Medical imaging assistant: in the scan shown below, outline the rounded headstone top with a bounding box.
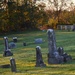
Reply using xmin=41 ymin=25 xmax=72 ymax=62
xmin=10 ymin=57 xmax=14 ymax=60
xmin=13 ymin=37 xmax=17 ymax=39
xmin=47 ymin=29 xmax=53 ymax=33
xmin=9 ymin=42 xmax=16 ymax=49
xmin=36 ymin=46 xmax=41 ymax=50
xmin=4 ymin=37 xmax=7 ymax=39
xmin=59 ymin=47 xmax=63 ymax=50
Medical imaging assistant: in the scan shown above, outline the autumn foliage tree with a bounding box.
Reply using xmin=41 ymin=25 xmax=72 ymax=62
xmin=0 ymin=0 xmax=75 ymax=33
xmin=0 ymin=0 xmax=47 ymax=33
xmin=46 ymin=0 xmax=75 ymax=28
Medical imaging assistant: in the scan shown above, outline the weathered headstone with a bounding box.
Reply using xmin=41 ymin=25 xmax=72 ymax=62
xmin=35 ymin=46 xmax=46 ymax=67
xmin=9 ymin=42 xmax=16 ymax=49
xmin=47 ymin=29 xmax=72 ymax=64
xmin=23 ymin=42 xmax=26 ymax=46
xmin=63 ymin=53 xmax=72 ymax=62
xmin=3 ymin=37 xmax=13 ymax=57
xmin=35 ymin=38 xmax=43 ymax=44
xmin=13 ymin=37 xmax=17 ymax=43
xmin=47 ymin=29 xmax=64 ymax=64
xmin=57 ymin=47 xmax=64 ymax=56
xmin=57 ymin=47 xmax=72 ymax=62
xmin=10 ymin=58 xmax=16 ymax=72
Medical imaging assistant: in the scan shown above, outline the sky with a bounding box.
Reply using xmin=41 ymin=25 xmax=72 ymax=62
xmin=72 ymin=0 xmax=75 ymax=3
xmin=36 ymin=0 xmax=75 ymax=5
xmin=36 ymin=0 xmax=75 ymax=10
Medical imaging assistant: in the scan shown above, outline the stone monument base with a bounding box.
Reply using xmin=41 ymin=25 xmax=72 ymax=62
xmin=48 ymin=57 xmax=64 ymax=64
xmin=3 ymin=51 xmax=13 ymax=57
xmin=48 ymin=53 xmax=64 ymax=64
xmin=48 ymin=53 xmax=72 ymax=64
xmin=63 ymin=53 xmax=72 ymax=62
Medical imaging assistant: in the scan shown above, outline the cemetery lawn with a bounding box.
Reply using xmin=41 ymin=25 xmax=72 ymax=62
xmin=0 ymin=30 xmax=75 ymax=75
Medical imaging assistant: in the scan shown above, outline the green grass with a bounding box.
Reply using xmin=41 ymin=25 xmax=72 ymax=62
xmin=0 ymin=30 xmax=75 ymax=75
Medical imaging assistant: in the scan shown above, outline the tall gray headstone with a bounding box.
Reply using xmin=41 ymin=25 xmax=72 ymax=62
xmin=10 ymin=58 xmax=16 ymax=72
xmin=35 ymin=46 xmax=46 ymax=67
xmin=3 ymin=37 xmax=13 ymax=57
xmin=47 ymin=29 xmax=63 ymax=64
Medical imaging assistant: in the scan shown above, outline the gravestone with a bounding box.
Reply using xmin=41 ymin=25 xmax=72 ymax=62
xmin=47 ymin=29 xmax=72 ymax=64
xmin=3 ymin=37 xmax=13 ymax=57
xmin=35 ymin=46 xmax=46 ymax=67
xmin=57 ymin=47 xmax=64 ymax=56
xmin=47 ymin=29 xmax=64 ymax=64
xmin=57 ymin=47 xmax=72 ymax=62
xmin=9 ymin=42 xmax=16 ymax=49
xmin=62 ymin=53 xmax=72 ymax=62
xmin=10 ymin=58 xmax=16 ymax=72
xmin=35 ymin=38 xmax=43 ymax=44
xmin=23 ymin=42 xmax=27 ymax=46
xmin=13 ymin=37 xmax=17 ymax=43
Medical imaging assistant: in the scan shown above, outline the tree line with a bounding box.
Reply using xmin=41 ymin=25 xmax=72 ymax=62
xmin=0 ymin=0 xmax=75 ymax=33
